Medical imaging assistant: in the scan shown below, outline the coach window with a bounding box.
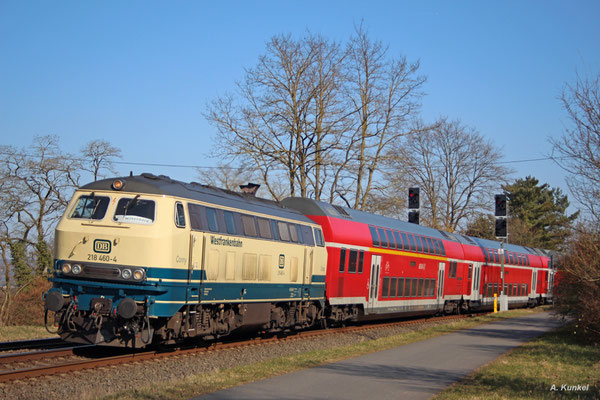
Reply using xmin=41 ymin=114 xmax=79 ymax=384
xmin=494 ymin=251 xmax=500 ymax=264
xmin=390 ymin=277 xmax=397 ymax=297
xmin=424 ymin=279 xmax=430 ymax=297
xmin=242 ymin=215 xmax=257 ymax=237
xmin=418 ymin=278 xmax=424 ymax=297
xmin=257 ymin=218 xmax=272 ymax=239
xmin=224 ymin=211 xmax=236 ymax=234
xmin=206 ymin=208 xmax=219 ymax=232
xmin=404 ymin=278 xmax=412 ymax=297
xmin=369 ymin=226 xmax=380 ymax=247
xmin=278 ymin=222 xmax=290 ymax=241
xmin=71 ymin=195 xmax=110 ymax=220
xmin=398 ymin=277 xmax=405 ymax=297
xmin=438 ymin=240 xmax=446 ymax=256
xmin=175 ymin=202 xmax=186 ymax=228
xmin=414 ymin=236 xmax=423 ymax=253
xmin=468 ymin=264 xmax=473 ymax=279
xmin=432 ymin=239 xmax=440 ymax=255
xmin=399 ymin=232 xmax=408 ymax=251
xmin=382 ymin=277 xmax=390 ymax=298
xmin=393 ymin=231 xmax=403 ymax=251
xmin=348 ymin=250 xmax=358 ymax=273
xmin=313 ymin=228 xmax=325 ymax=246
xmin=411 ymin=278 xmax=418 ymax=297
xmin=358 ymin=251 xmax=365 ymax=273
xmin=377 ymin=227 xmax=388 ymax=248
xmin=425 ymin=237 xmax=434 ymax=255
xmin=289 ymin=224 xmax=299 ymax=242
xmin=385 ymin=229 xmax=396 ymax=249
xmin=419 ymin=236 xmax=429 ymax=254
xmin=407 ymin=234 xmax=417 ymax=252
xmin=339 ymin=248 xmax=347 ymax=273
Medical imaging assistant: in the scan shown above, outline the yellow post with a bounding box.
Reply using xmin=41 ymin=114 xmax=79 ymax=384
xmin=494 ymin=293 xmax=498 ymax=313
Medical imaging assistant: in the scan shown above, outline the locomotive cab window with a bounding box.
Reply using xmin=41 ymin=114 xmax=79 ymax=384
xmin=71 ymin=195 xmax=110 ymax=220
xmin=113 ymin=197 xmax=155 ymax=225
xmin=313 ymin=228 xmax=324 ymax=246
xmin=175 ymin=202 xmax=186 ymax=228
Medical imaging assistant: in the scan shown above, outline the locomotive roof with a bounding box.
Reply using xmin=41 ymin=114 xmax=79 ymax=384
xmin=281 ymin=197 xmax=551 ymax=258
xmin=80 ymin=173 xmax=314 ymax=224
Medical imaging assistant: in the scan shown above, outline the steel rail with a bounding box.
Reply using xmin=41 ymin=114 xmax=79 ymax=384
xmin=0 ymin=338 xmax=64 ymax=352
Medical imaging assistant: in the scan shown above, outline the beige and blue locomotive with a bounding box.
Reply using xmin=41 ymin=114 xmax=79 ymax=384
xmin=44 ymin=174 xmax=327 ymax=347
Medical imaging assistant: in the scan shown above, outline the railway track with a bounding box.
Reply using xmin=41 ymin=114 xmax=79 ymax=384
xmin=0 ymin=313 xmax=475 ymax=383
xmin=0 ymin=338 xmax=68 ymax=352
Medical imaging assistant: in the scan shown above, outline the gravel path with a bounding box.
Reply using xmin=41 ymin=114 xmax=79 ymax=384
xmin=0 ymin=319 xmax=461 ymax=400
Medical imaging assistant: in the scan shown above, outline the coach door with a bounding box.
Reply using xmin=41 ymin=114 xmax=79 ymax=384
xmin=437 ymin=262 xmax=446 ymax=306
xmin=470 ymin=262 xmax=482 ymax=302
xmin=531 ymin=270 xmax=537 ymax=297
xmin=302 ymin=248 xmax=314 ymax=300
xmin=368 ymin=255 xmax=382 ymax=312
xmin=188 ymin=232 xmax=204 ymax=303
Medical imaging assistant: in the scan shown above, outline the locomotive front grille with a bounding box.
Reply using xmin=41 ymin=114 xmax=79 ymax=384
xmin=82 ymin=265 xmax=121 ymax=279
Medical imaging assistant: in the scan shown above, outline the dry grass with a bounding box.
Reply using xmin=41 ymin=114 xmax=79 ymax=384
xmin=434 ymin=325 xmax=600 ymax=400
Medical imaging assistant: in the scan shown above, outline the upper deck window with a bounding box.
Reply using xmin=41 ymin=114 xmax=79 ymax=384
xmin=377 ymin=227 xmax=388 ymax=248
xmin=113 ymin=197 xmax=155 ymax=225
xmin=70 ymin=195 xmax=110 ymax=220
xmin=369 ymin=226 xmax=380 ymax=247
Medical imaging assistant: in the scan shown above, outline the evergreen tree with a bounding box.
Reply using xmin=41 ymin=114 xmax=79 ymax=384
xmin=9 ymin=239 xmax=32 ymax=287
xmin=464 ymin=213 xmax=496 ymax=240
xmin=35 ymin=238 xmax=52 ymax=275
xmin=503 ymin=176 xmax=578 ymax=250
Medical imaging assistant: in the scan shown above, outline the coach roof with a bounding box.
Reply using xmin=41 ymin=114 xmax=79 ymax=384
xmin=80 ymin=173 xmax=313 ymax=224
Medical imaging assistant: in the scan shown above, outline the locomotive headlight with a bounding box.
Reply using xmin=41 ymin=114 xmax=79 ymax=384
xmin=121 ymin=268 xmax=132 ymax=279
xmin=133 ymin=269 xmax=145 ymax=280
xmin=72 ymin=264 xmax=82 ymax=275
xmin=62 ymin=263 xmax=72 ymax=274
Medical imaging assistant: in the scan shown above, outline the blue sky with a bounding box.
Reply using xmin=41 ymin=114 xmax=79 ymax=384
xmin=1 ymin=1 xmax=599 ymax=208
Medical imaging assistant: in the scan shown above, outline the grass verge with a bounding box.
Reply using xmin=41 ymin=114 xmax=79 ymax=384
xmin=103 ymin=308 xmax=549 ymax=400
xmin=0 ymin=325 xmax=56 ymax=341
xmin=434 ymin=324 xmax=600 ymax=400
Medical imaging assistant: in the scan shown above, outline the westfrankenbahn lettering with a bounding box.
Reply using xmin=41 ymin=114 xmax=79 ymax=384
xmin=210 ymin=236 xmax=243 ymax=247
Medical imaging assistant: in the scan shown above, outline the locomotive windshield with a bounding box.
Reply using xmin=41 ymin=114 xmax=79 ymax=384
xmin=113 ymin=197 xmax=155 ymax=225
xmin=70 ymin=195 xmax=110 ymax=220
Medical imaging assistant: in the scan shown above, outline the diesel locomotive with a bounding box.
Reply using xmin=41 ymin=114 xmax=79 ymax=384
xmin=44 ymin=174 xmax=554 ymax=347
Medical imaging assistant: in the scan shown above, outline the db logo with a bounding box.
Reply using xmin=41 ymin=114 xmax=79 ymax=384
xmin=94 ymin=239 xmax=111 ymax=254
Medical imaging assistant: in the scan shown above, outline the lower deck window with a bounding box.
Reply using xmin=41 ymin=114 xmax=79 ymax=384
xmin=404 ymin=278 xmax=412 ymax=297
xmin=382 ymin=277 xmax=390 ymax=298
xmin=398 ymin=278 xmax=405 ymax=297
xmin=390 ymin=277 xmax=397 ymax=297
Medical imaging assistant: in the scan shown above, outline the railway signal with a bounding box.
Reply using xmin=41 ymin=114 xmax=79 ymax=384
xmin=495 ymin=194 xmax=507 ymax=217
xmin=408 ymin=210 xmax=420 ymax=224
xmin=408 ymin=187 xmax=420 ymax=224
xmin=408 ymin=187 xmax=420 ymax=209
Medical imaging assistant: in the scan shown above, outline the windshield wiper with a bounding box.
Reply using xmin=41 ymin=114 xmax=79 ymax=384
xmin=124 ymin=194 xmax=140 ymax=217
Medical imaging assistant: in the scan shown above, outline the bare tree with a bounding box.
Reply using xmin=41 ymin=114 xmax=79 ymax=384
xmin=384 ymin=118 xmax=510 ymax=232
xmin=551 ymin=71 xmax=600 ymax=221
xmin=206 ymin=33 xmax=346 ymax=201
xmin=205 ymin=28 xmax=426 ymax=207
xmin=0 ymin=136 xmax=79 ymax=325
xmin=80 ymin=139 xmax=122 ymax=181
xmin=343 ymin=24 xmax=426 ymax=210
